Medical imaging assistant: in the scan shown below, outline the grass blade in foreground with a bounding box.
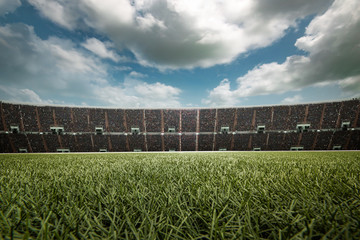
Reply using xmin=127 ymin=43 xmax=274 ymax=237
xmin=0 ymin=152 xmax=359 ymax=239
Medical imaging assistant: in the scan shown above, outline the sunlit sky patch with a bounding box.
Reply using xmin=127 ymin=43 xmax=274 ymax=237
xmin=0 ymin=0 xmax=359 ymax=108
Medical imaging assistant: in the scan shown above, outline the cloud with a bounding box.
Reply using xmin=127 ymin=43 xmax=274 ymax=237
xmin=201 ymin=79 xmax=239 ymax=107
xmin=0 ymin=23 xmax=182 ymax=107
xmin=337 ymin=76 xmax=360 ymax=98
xmin=0 ymin=23 xmax=105 ymax=97
xmin=204 ymin=0 xmax=360 ymax=105
xmin=95 ymin=79 xmax=182 ymax=108
xmin=81 ymin=38 xmax=122 ymax=62
xmin=129 ymin=71 xmax=147 ymax=78
xmin=0 ymin=0 xmax=21 ymax=15
xmin=27 ymin=0 xmax=76 ymax=30
xmin=281 ymin=95 xmax=303 ymax=104
xmin=26 ymin=0 xmax=333 ymax=70
xmin=0 ymin=86 xmax=53 ymax=104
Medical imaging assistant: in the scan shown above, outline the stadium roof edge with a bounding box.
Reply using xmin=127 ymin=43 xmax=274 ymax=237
xmin=0 ymin=98 xmax=359 ymax=110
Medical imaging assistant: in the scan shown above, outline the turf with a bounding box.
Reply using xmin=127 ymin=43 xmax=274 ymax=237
xmin=1 ymin=152 xmax=360 ymax=239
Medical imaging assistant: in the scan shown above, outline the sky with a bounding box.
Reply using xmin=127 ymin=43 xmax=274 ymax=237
xmin=0 ymin=0 xmax=359 ymax=108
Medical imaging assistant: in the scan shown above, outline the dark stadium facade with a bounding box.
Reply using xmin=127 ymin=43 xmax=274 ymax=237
xmin=1 ymin=99 xmax=359 ymax=153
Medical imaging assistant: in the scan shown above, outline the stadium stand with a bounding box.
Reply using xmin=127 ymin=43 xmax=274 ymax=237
xmin=198 ymin=134 xmax=214 ymax=151
xmin=287 ymin=104 xmax=306 ymax=130
xmin=199 ymin=109 xmax=216 ymax=132
xmin=236 ymin=108 xmax=254 ymax=131
xmin=181 ymin=110 xmax=197 ymax=132
xmin=72 ymin=108 xmax=90 ymax=132
xmin=181 ymin=134 xmax=196 ymax=151
xmin=216 ymin=108 xmax=236 ymax=132
xmin=0 ymin=99 xmax=359 ymax=152
xmin=271 ymin=106 xmax=289 ymax=131
xmin=164 ymin=135 xmax=179 ymax=151
xmin=147 ymin=134 xmax=163 ymax=151
xmin=106 ymin=109 xmax=126 ymax=132
xmin=145 ymin=110 xmax=162 ymax=132
xmin=215 ymin=133 xmax=233 ymax=151
xmin=109 ymin=135 xmax=128 ymax=152
xmin=125 ymin=110 xmax=144 ymax=133
xmin=54 ymin=107 xmax=72 ymax=132
xmin=164 ymin=110 xmax=179 ymax=133
xmin=20 ymin=104 xmax=39 ymax=132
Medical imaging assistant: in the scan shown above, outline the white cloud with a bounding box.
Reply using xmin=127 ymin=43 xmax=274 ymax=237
xmin=27 ymin=0 xmax=76 ymax=30
xmin=202 ymin=79 xmax=239 ymax=107
xmin=337 ymin=76 xmax=360 ymax=98
xmin=0 ymin=0 xmax=21 ymax=15
xmin=281 ymin=95 xmax=303 ymax=104
xmin=204 ymin=0 xmax=360 ymax=105
xmin=95 ymin=80 xmax=182 ymax=108
xmin=82 ymin=38 xmax=122 ymax=62
xmin=0 ymin=23 xmax=182 ymax=107
xmin=27 ymin=0 xmax=333 ymax=70
xmin=115 ymin=66 xmax=132 ymax=72
xmin=0 ymin=86 xmax=53 ymax=104
xmin=129 ymin=71 xmax=147 ymax=78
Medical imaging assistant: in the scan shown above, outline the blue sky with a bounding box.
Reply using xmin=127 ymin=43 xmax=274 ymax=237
xmin=0 ymin=0 xmax=359 ymax=108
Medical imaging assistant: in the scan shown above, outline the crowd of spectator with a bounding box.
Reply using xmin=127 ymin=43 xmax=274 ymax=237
xmin=254 ymin=107 xmax=272 ymax=130
xmin=236 ymin=108 xmax=254 ymax=131
xmin=10 ymin=133 xmax=28 ymax=151
xmin=54 ymin=107 xmax=72 ymax=131
xmin=181 ymin=134 xmax=196 ymax=151
xmin=322 ymin=102 xmax=342 ymax=129
xmin=71 ymin=108 xmax=90 ymax=132
xmin=75 ymin=134 xmax=93 ymax=152
xmin=37 ymin=106 xmax=55 ymax=132
xmin=26 ymin=134 xmax=46 ymax=152
xmin=340 ymin=100 xmax=359 ymax=128
xmin=0 ymin=106 xmax=3 ymax=131
xmin=284 ymin=132 xmax=300 ymax=148
xmin=251 ymin=133 xmax=268 ymax=150
xmin=232 ymin=134 xmax=251 ymax=150
xmin=307 ymin=104 xmax=324 ymax=130
xmin=109 ymin=135 xmax=128 ymax=151
xmin=2 ymin=103 xmax=21 ymax=131
xmin=164 ymin=135 xmax=179 ymax=151
xmin=42 ymin=134 xmax=60 ymax=152
xmin=89 ymin=108 xmax=106 ymax=131
xmin=215 ymin=134 xmax=232 ymax=150
xmin=299 ymin=132 xmax=317 ymax=149
xmin=216 ymin=109 xmax=235 ymax=132
xmin=349 ymin=130 xmax=360 ymax=149
xmin=164 ymin=110 xmax=179 ymax=132
xmin=198 ymin=134 xmax=213 ymax=151
xmin=0 ymin=134 xmax=12 ymax=152
xmin=332 ymin=130 xmax=350 ymax=148
xmin=59 ymin=134 xmax=77 ymax=151
xmin=145 ymin=110 xmax=162 ymax=132
xmin=181 ymin=110 xmax=197 ymax=132
xmin=125 ymin=110 xmax=143 ymax=133
xmin=271 ymin=106 xmax=290 ymax=130
xmin=106 ymin=109 xmax=125 ymax=132
xmin=0 ymin=99 xmax=359 ymax=152
xmin=92 ymin=135 xmax=107 ymax=151
xmin=147 ymin=135 xmax=162 ymax=151
xmin=19 ymin=104 xmax=39 ymax=132
xmin=128 ymin=135 xmax=145 ymax=151
xmin=314 ymin=131 xmax=333 ymax=150
xmin=287 ymin=105 xmax=306 ymax=129
xmin=199 ymin=109 xmax=216 ymax=132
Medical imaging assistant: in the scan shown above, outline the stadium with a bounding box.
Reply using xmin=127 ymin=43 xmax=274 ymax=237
xmin=1 ymin=99 xmax=359 ymax=153
xmin=1 ymin=100 xmax=360 ymax=238
xmin=1 ymin=0 xmax=360 ymax=239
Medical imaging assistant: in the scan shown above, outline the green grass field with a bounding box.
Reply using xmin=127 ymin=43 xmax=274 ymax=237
xmin=1 ymin=152 xmax=360 ymax=239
